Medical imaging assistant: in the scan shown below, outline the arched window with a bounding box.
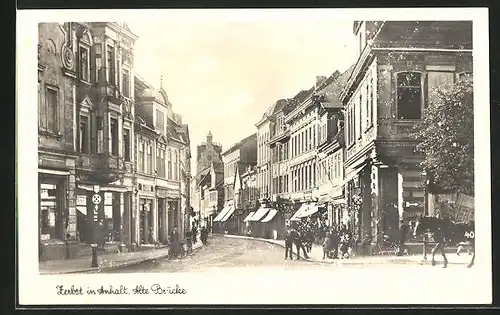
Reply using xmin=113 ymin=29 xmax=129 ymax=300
xmin=397 ymin=72 xmax=422 ymax=120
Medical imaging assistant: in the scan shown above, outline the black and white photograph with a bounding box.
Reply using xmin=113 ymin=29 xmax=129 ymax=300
xmin=17 ymin=8 xmax=491 ymax=306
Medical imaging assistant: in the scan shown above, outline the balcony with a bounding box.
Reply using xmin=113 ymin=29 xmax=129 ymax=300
xmin=378 ymin=118 xmax=419 ymax=141
xmin=268 ymin=125 xmax=290 ymax=147
xmin=76 ymin=153 xmax=126 ymax=184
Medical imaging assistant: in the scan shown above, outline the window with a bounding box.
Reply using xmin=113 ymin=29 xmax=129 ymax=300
xmin=110 ymin=117 xmax=118 ymax=156
xmin=428 ymin=71 xmax=455 ymax=107
xmin=168 ymin=150 xmax=172 ymax=179
xmin=369 ymin=75 xmax=374 ymax=126
xmin=397 ymin=72 xmax=422 ymax=119
xmin=96 ymin=116 xmax=104 ymax=154
xmin=366 ymin=79 xmax=371 ymax=129
xmin=138 ymin=141 xmax=144 ymax=172
xmin=155 ymin=109 xmax=165 ymax=132
xmin=156 ymin=147 xmax=166 ymax=178
xmin=174 ymin=151 xmax=178 ymax=180
xmin=79 ymin=46 xmax=89 ymax=82
xmin=146 ymin=145 xmax=153 ymax=174
xmin=358 ymin=93 xmax=363 ymax=138
xmin=79 ymin=115 xmax=89 ymax=153
xmin=95 ymin=44 xmax=102 ymax=83
xmin=122 ymin=69 xmax=130 ymax=97
xmin=45 ymin=86 xmax=58 ymax=133
xmin=123 ymin=129 xmax=130 ymax=161
xmin=106 ymin=45 xmax=114 ymax=84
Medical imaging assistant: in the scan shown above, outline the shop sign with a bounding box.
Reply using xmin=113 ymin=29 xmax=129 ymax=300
xmin=76 ymin=195 xmax=87 ymax=206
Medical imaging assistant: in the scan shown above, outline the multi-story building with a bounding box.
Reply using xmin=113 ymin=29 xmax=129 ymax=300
xmin=239 ymin=165 xmax=259 ymax=235
xmin=133 ymin=75 xmax=191 ymax=245
xmin=255 ymin=104 xmax=275 ymax=200
xmin=192 ymin=132 xmax=223 ymax=227
xmin=38 ymin=22 xmax=140 ymax=260
xmin=214 ymin=134 xmax=257 ymax=233
xmin=38 ymin=22 xmax=81 ymax=260
xmin=340 ymin=21 xmax=473 ymax=247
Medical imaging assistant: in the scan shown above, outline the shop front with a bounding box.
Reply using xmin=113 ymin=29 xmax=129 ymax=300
xmin=39 ymin=170 xmax=73 ymax=261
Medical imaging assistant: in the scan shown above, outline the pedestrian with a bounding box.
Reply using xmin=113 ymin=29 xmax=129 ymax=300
xmin=191 ymin=222 xmax=198 ymax=244
xmin=397 ymin=219 xmax=409 ymax=256
xmin=284 ymin=227 xmax=294 ymax=260
xmin=294 ymin=229 xmax=310 ymax=260
xmin=329 ymin=227 xmax=339 ymax=259
xmin=169 ymin=226 xmax=180 ymax=258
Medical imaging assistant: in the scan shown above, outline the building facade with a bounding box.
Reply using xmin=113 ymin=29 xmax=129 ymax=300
xmin=38 ymin=22 xmax=192 ymax=261
xmin=192 ymin=132 xmax=223 ymax=228
xmin=133 ymin=75 xmax=191 ymax=244
xmin=340 ymin=20 xmax=473 ymax=247
xmin=215 ymin=134 xmax=257 ymax=233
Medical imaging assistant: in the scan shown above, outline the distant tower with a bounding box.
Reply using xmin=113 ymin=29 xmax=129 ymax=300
xmin=207 ymin=131 xmax=213 ymax=144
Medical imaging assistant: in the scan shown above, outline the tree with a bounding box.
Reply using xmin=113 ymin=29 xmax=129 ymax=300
xmin=413 ymin=79 xmax=474 ymax=196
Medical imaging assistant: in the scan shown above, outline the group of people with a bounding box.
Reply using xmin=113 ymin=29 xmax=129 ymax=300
xmin=322 ymin=224 xmax=354 ymax=259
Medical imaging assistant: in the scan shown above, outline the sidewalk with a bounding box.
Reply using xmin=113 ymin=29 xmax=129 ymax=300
xmin=39 ymin=241 xmax=204 ymax=275
xmin=223 ymin=234 xmax=473 ymax=266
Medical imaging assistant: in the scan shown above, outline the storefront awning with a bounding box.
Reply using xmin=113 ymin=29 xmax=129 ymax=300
xmin=213 ymin=206 xmax=231 ymax=222
xmin=290 ymin=203 xmax=318 ymax=221
xmin=76 ymin=206 xmax=87 ymax=215
xmin=248 ymin=207 xmax=271 ymax=222
xmin=39 ymin=168 xmax=70 ymax=176
xmin=219 ymin=205 xmax=235 ymax=222
xmin=260 ymin=209 xmax=278 ymax=223
xmin=243 ymin=211 xmax=256 ymax=222
xmin=331 ymin=198 xmax=346 ymax=205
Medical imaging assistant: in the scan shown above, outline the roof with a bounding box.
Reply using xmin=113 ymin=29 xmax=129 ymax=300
xmin=319 ymin=65 xmax=355 ymax=110
xmin=222 ymin=133 xmax=257 ymax=156
xmin=256 ymin=98 xmax=288 ymax=127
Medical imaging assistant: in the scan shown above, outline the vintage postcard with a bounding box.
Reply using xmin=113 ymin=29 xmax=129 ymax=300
xmin=17 ymin=8 xmax=491 ymax=306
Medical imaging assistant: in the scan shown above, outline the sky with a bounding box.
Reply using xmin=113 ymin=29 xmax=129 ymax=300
xmin=126 ymin=19 xmax=357 ymax=163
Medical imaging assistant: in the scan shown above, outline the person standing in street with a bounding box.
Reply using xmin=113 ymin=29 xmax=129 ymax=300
xmin=284 ymin=227 xmax=294 ymax=260
xmin=397 ymin=219 xmax=409 ymax=256
xmin=294 ymin=228 xmax=310 ymax=260
xmin=169 ymin=226 xmax=180 ymax=258
xmin=191 ymin=222 xmax=198 ymax=244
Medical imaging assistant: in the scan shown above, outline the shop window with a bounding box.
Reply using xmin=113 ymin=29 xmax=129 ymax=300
xmin=40 ymin=183 xmax=62 ymax=240
xmin=110 ymin=117 xmax=118 ymax=156
xmin=79 ymin=45 xmax=90 ymax=82
xmin=45 ymin=86 xmax=58 ymax=133
xmin=397 ymin=72 xmax=422 ymax=119
xmin=123 ymin=129 xmax=130 ymax=161
xmin=79 ymin=115 xmax=89 ymax=154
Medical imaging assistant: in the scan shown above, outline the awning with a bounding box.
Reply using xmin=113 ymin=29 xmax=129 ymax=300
xmin=260 ymin=209 xmax=278 ymax=223
xmin=248 ymin=207 xmax=271 ymax=222
xmin=219 ymin=205 xmax=235 ymax=222
xmin=213 ymin=205 xmax=231 ymax=222
xmin=344 ymin=160 xmax=369 ymax=183
xmin=290 ymin=203 xmax=318 ymax=221
xmin=243 ymin=211 xmax=256 ymax=222
xmin=76 ymin=206 xmax=87 ymax=215
xmin=39 ymin=168 xmax=70 ymax=176
xmin=331 ymin=198 xmax=346 ymax=205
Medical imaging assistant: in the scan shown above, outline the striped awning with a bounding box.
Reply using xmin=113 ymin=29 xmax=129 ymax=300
xmin=213 ymin=205 xmax=231 ymax=222
xmin=248 ymin=207 xmax=271 ymax=222
xmin=260 ymin=209 xmax=278 ymax=223
xmin=243 ymin=211 xmax=256 ymax=222
xmin=290 ymin=203 xmax=318 ymax=221
xmin=219 ymin=205 xmax=235 ymax=222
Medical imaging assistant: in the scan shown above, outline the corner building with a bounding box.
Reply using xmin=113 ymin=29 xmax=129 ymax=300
xmin=340 ymin=21 xmax=473 ymax=248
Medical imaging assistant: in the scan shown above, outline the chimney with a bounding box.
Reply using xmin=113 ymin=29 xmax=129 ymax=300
xmin=315 ymin=76 xmax=327 ymax=89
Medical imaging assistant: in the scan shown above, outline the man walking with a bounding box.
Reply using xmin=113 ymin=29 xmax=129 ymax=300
xmin=191 ymin=222 xmax=198 ymax=244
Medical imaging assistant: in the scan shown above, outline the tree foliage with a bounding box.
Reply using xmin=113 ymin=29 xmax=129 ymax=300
xmin=414 ymin=79 xmax=474 ymax=196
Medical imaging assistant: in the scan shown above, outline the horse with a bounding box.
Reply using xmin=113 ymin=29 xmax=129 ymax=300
xmin=413 ymin=215 xmax=475 ymax=268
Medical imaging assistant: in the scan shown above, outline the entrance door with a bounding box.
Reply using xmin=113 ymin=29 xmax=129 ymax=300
xmin=158 ymin=199 xmax=165 ymax=243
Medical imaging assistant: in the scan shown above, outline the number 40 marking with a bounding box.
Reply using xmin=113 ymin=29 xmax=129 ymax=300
xmin=464 ymin=231 xmax=475 ymax=239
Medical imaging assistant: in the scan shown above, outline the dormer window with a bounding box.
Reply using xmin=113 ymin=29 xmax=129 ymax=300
xmin=155 ymin=108 xmax=165 ymax=132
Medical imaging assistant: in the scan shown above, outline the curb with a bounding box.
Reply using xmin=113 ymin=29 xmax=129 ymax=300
xmin=222 ymin=234 xmax=469 ymax=266
xmin=40 ymin=244 xmax=204 ymax=275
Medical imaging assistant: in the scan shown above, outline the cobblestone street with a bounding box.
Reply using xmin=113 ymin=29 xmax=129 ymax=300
xmin=104 ymin=235 xmax=475 ymax=273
